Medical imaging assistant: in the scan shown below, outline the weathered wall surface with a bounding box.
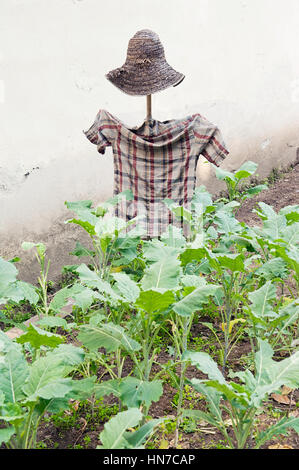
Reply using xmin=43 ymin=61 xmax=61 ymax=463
xmin=1 ymin=0 xmax=299 ymax=283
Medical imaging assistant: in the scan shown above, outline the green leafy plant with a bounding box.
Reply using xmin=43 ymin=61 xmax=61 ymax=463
xmin=244 ymin=281 xmax=299 ymax=353
xmin=211 ymin=160 xmax=268 ymax=202
xmin=0 ymin=256 xmax=38 ymax=307
xmin=182 ymin=339 xmax=299 ymax=449
xmin=97 ymin=408 xmax=162 ymax=449
xmin=65 ymin=190 xmax=145 ymax=280
xmin=0 ymin=330 xmax=95 ymax=448
xmin=21 ymin=242 xmax=52 ymax=317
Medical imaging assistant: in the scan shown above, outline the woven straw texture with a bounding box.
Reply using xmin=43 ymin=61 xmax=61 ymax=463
xmin=106 ymin=29 xmax=185 ymax=96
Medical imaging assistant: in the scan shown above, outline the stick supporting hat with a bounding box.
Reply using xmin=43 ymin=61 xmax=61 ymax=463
xmin=106 ymin=29 xmax=185 ymax=96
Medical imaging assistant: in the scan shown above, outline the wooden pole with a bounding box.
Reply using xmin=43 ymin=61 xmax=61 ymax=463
xmin=146 ymin=95 xmax=152 ymax=121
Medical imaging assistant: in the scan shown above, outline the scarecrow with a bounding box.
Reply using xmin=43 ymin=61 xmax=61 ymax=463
xmin=84 ymin=29 xmax=229 ymax=238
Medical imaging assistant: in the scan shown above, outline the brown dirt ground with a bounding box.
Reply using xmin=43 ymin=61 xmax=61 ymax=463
xmin=2 ymin=162 xmax=299 ymax=450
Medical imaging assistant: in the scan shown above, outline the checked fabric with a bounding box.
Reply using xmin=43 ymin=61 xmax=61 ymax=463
xmin=84 ymin=109 xmax=229 ymax=237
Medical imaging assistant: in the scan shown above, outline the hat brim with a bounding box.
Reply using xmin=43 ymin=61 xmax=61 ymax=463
xmin=106 ymin=62 xmax=185 ymax=96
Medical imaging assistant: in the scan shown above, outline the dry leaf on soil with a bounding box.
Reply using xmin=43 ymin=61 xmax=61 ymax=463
xmin=281 ymin=385 xmax=294 ymax=395
xmin=268 ymin=444 xmax=293 ymax=449
xmin=270 ymin=393 xmax=295 ymax=405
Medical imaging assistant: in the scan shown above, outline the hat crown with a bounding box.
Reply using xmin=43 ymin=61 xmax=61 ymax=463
xmin=126 ymin=29 xmax=165 ymax=62
xmin=106 ymin=28 xmax=185 ymax=95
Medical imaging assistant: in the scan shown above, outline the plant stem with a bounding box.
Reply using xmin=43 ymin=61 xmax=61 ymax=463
xmin=174 ymin=315 xmax=192 ymax=448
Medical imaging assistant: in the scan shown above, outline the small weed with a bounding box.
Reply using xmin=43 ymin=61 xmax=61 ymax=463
xmin=36 ymin=441 xmax=48 ymax=449
xmin=189 ymin=335 xmax=218 ymax=358
xmin=43 ymin=398 xmax=119 ymax=433
xmin=172 ymin=385 xmax=201 ymax=410
xmin=0 ymin=300 xmax=33 ymax=330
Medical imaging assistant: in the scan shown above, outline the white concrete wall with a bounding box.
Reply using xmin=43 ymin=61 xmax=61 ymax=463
xmin=1 ymin=0 xmax=299 ymax=281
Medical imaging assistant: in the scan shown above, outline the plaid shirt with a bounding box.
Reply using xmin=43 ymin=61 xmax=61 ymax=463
xmin=84 ymin=109 xmax=229 ymax=237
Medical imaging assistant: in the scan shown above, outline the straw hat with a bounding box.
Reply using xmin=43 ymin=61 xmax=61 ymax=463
xmin=106 ymin=29 xmax=185 ymax=96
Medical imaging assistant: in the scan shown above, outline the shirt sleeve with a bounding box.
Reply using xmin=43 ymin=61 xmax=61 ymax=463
xmin=83 ymin=109 xmax=114 ymax=155
xmin=193 ymin=114 xmax=229 ymax=167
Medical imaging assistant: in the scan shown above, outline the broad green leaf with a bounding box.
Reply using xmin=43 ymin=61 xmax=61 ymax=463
xmin=98 ymin=408 xmax=143 ymax=449
xmin=63 ymin=376 xmax=96 ymax=401
xmin=217 ymin=201 xmax=240 ymax=213
xmin=16 ymin=323 xmax=64 ymax=349
xmin=260 ymin=350 xmax=299 ymax=392
xmin=180 ymin=274 xmax=207 ymax=288
xmin=279 ymin=245 xmax=299 ymax=279
xmin=179 ymin=248 xmax=207 ymax=267
xmin=211 ymin=253 xmax=245 ymax=273
xmin=254 ymin=202 xmax=277 ymax=220
xmin=22 ymin=356 xmax=72 ymax=401
xmin=65 ymin=217 xmax=96 ymax=236
xmin=278 ymin=299 xmax=299 ymax=335
xmin=94 ymin=380 xmax=121 ymax=399
xmin=112 ymin=272 xmax=140 ymax=303
xmin=255 ymin=416 xmax=299 ymax=449
xmin=42 ymin=377 xmax=96 ymax=414
xmin=21 ymin=242 xmax=46 ymax=256
xmin=214 ymin=211 xmax=242 ymax=234
xmin=0 ymin=280 xmax=39 ymax=305
xmin=279 ymin=204 xmax=299 ymax=217
xmin=191 ymin=185 xmax=214 ymax=213
xmin=102 ymin=189 xmax=134 ymax=209
xmin=211 ymin=165 xmax=237 ymax=183
xmin=141 ymin=256 xmax=181 ymax=291
xmin=254 ymin=339 xmax=275 ymax=387
xmin=251 ymin=339 xmax=299 ymax=405
xmin=0 ymin=402 xmax=26 ymax=423
xmin=182 ymin=351 xmax=226 ymax=384
xmin=205 ymin=380 xmax=249 ymax=406
xmin=119 ymin=377 xmax=163 ymax=408
xmin=65 ymin=200 xmax=93 ymax=211
xmin=245 ymin=184 xmax=268 ymax=197
xmin=78 ymin=323 xmax=141 ymax=353
xmin=70 ymin=286 xmax=102 ymax=312
xmin=231 ymin=368 xmax=256 ymax=391
xmin=26 ymin=378 xmax=73 ymax=401
xmin=160 ymin=225 xmax=186 ymax=248
xmin=75 ymin=264 xmax=122 ymax=301
xmin=94 ymin=216 xmax=126 ymax=238
xmin=143 ymin=239 xmax=180 ymax=261
xmin=112 ymin=236 xmax=141 ymax=266
xmin=135 ymin=289 xmax=175 ymax=315
xmin=37 ymin=316 xmax=70 ymax=331
xmin=125 ymin=418 xmax=162 ymax=449
xmin=278 ymin=205 xmax=299 ymax=226
xmin=64 ymin=202 xmax=98 ymax=234
xmin=280 ymin=222 xmax=299 ymax=246
xmin=49 ymin=283 xmax=84 ymax=314
xmin=15 ymin=281 xmax=39 ymax=304
xmin=0 ymin=257 xmax=39 ymax=305
xmin=0 ymin=426 xmax=15 ymax=445
xmin=0 ymin=330 xmax=22 ymax=354
xmin=263 ymin=216 xmax=287 ymax=241
xmin=234 ymin=161 xmax=258 ymax=180
xmin=187 ymin=379 xmax=223 ymax=424
xmin=247 ymin=281 xmax=277 ymax=319
xmin=70 ymin=241 xmax=95 ymax=258
xmin=173 ymin=285 xmax=220 ymax=317
xmin=0 ymin=349 xmax=29 ymax=403
xmin=48 ymin=344 xmax=85 ymax=367
xmin=182 ymin=408 xmax=219 ymax=428
xmin=163 ymin=199 xmax=192 ymax=222
xmin=255 ymin=257 xmax=289 ymax=280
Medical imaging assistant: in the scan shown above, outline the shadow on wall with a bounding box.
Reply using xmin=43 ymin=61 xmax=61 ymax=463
xmin=0 ymin=152 xmax=114 ymax=235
